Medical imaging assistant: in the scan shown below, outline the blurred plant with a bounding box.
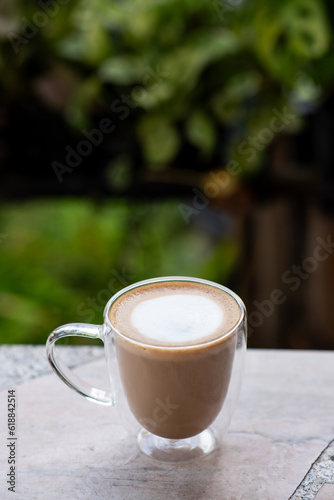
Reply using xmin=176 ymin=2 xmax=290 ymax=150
xmin=1 ymin=0 xmax=333 ymax=344
xmin=0 ymin=200 xmax=238 ymax=343
xmin=0 ymin=0 xmax=333 ymax=181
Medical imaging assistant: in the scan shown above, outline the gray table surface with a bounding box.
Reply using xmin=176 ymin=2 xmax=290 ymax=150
xmin=0 ymin=345 xmax=333 ymax=500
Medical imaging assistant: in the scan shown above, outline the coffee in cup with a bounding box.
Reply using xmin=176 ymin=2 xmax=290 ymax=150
xmin=109 ymin=280 xmax=241 ymax=439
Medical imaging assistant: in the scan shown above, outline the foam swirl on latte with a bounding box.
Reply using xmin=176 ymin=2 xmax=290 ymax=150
xmin=109 ymin=281 xmax=241 ymax=347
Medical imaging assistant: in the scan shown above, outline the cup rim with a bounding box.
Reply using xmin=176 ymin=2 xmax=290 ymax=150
xmin=103 ymin=276 xmax=246 ymax=350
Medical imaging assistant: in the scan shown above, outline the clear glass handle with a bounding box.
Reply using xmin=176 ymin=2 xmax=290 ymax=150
xmin=46 ymin=323 xmax=113 ymax=406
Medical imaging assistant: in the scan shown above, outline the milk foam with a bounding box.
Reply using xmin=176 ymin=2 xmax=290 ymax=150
xmin=131 ymin=294 xmax=223 ymax=344
xmin=110 ymin=281 xmax=241 ymax=347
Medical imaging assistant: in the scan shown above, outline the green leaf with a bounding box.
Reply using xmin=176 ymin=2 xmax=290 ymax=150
xmin=186 ymin=110 xmax=216 ymax=156
xmin=138 ymin=115 xmax=180 ymax=165
xmin=211 ymin=72 xmax=262 ymax=123
xmin=65 ymin=77 xmax=102 ymax=130
xmin=253 ymin=0 xmax=330 ymax=84
xmin=162 ymin=29 xmax=240 ymax=92
xmin=99 ymin=56 xmax=146 ymax=85
xmin=284 ymin=0 xmax=330 ymax=58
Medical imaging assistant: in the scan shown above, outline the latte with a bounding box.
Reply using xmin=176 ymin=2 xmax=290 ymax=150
xmin=109 ymin=280 xmax=242 ymax=439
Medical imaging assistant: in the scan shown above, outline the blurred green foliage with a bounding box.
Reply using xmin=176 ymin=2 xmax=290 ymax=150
xmin=1 ymin=0 xmax=333 ymax=173
xmin=1 ymin=0 xmax=334 ymax=344
xmin=0 ymin=200 xmax=238 ymax=344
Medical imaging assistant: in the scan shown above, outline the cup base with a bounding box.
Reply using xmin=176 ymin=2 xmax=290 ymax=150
xmin=137 ymin=427 xmax=216 ymax=462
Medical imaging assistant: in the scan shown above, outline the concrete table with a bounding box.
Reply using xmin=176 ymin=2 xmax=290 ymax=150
xmin=0 ymin=346 xmax=333 ymax=500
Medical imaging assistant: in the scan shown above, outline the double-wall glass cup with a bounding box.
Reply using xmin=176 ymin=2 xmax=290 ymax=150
xmin=46 ymin=277 xmax=247 ymax=462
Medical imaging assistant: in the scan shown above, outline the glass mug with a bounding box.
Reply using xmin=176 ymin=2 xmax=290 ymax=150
xmin=46 ymin=277 xmax=247 ymax=462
